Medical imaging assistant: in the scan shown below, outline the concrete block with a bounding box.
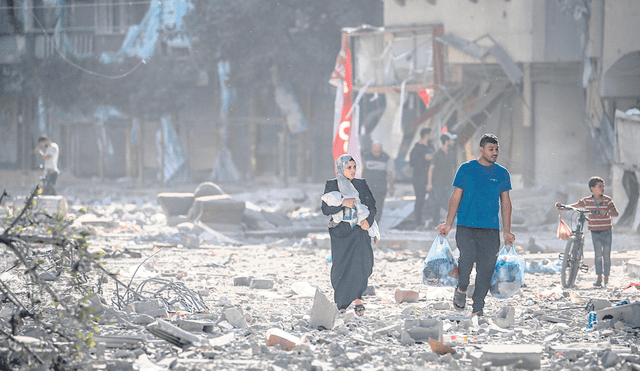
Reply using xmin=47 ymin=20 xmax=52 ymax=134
xmin=404 ymin=318 xmax=443 ymax=343
xmin=156 ymin=193 xmax=195 ymax=217
xmin=249 ymin=278 xmax=274 ymax=290
xmin=265 ymin=328 xmax=301 ymax=350
xmin=233 ymin=276 xmax=253 ymax=286
xmin=495 ymin=306 xmax=515 ymax=328
xmin=597 ymin=301 xmax=640 ymax=328
xmin=308 ymin=290 xmax=335 ymax=330
xmin=395 ymin=289 xmax=419 ymax=303
xmin=188 ymin=194 xmax=245 ymax=225
xmin=481 ymin=344 xmax=543 ymax=369
xmin=587 ymin=298 xmax=612 ymax=311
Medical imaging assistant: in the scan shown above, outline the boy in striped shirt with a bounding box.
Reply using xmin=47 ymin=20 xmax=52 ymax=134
xmin=565 ymin=176 xmax=619 ymax=287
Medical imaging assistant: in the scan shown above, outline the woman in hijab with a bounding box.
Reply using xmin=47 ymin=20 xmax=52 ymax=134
xmin=321 ymin=154 xmax=377 ymax=316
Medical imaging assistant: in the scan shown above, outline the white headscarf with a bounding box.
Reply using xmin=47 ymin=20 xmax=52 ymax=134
xmin=335 ymin=155 xmax=359 ymax=199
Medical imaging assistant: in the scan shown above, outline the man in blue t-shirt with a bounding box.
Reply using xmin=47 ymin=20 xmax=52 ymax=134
xmin=435 ymin=134 xmax=515 ymax=317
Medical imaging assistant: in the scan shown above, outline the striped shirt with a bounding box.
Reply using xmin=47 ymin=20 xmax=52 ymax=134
xmin=577 ymin=195 xmax=619 ymax=231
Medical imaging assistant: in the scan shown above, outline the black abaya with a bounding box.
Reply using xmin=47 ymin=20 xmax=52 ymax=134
xmin=321 ymin=178 xmax=376 ymax=310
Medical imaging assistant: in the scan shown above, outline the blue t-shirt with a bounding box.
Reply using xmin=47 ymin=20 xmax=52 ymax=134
xmin=452 ymin=159 xmax=511 ymax=230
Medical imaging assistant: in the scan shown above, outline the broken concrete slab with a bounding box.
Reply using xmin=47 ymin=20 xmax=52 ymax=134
xmin=188 ymin=194 xmax=245 ymax=226
xmin=221 ymin=307 xmax=248 ymax=329
xmin=156 ymin=193 xmax=195 ymax=217
xmin=249 ymin=278 xmax=274 ymax=290
xmin=597 ymin=301 xmax=640 ymax=327
xmin=308 ymin=290 xmax=335 ymax=330
xmin=494 ymin=306 xmax=515 ymax=328
xmin=481 ymin=344 xmax=543 ymax=370
xmin=146 ymin=320 xmax=203 ymax=348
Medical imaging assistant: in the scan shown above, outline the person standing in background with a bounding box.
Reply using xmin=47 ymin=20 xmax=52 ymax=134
xmin=35 ymin=135 xmax=59 ymax=196
xmin=427 ymin=132 xmax=457 ymax=228
xmin=409 ymin=128 xmax=435 ymax=229
xmin=362 ymin=141 xmax=394 ymax=224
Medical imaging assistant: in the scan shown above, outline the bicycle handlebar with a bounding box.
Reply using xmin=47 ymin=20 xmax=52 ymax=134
xmin=556 ymin=204 xmax=596 ymax=214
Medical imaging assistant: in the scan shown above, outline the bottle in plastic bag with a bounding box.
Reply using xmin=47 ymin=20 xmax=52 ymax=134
xmin=423 ymin=236 xmax=459 ymax=287
xmin=490 ymin=244 xmax=525 ymax=299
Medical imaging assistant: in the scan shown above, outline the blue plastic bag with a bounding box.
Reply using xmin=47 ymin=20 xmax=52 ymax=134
xmin=422 ymin=236 xmax=458 ymax=287
xmin=490 ymin=245 xmax=525 ymax=299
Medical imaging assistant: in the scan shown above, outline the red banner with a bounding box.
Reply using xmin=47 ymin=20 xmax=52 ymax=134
xmin=418 ymin=88 xmax=434 ymax=108
xmin=332 ymin=35 xmax=353 ymax=163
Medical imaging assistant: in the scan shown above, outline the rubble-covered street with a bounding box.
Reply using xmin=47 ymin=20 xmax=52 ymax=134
xmin=2 ymin=179 xmax=640 ymax=370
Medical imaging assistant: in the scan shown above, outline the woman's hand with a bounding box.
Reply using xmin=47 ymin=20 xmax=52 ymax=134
xmin=360 ymin=219 xmax=370 ymax=231
xmin=342 ymin=198 xmax=356 ymax=208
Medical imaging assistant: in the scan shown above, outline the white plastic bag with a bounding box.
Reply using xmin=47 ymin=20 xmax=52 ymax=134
xmin=490 ymin=245 xmax=525 ymax=299
xmin=422 ymin=236 xmax=458 ymax=287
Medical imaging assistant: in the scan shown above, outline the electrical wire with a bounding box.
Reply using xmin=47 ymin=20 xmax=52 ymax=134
xmin=23 ymin=0 xmax=148 ymax=79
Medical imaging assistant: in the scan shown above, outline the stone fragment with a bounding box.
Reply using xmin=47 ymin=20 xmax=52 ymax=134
xmin=481 ymin=344 xmax=543 ymax=370
xmin=601 ymin=350 xmax=619 ymax=368
xmin=363 ymin=285 xmax=376 ymax=296
xmin=494 ymin=306 xmax=515 ymax=328
xmin=404 ymin=318 xmax=443 ymax=343
xmin=400 ymin=331 xmax=415 ymax=345
xmin=265 ymin=328 xmax=301 ymax=351
xmin=249 ymin=278 xmax=274 ymax=290
xmin=308 ymin=290 xmax=335 ymax=330
xmin=222 ymin=308 xmax=248 ymax=328
xmin=395 ymin=288 xmax=419 ymax=303
xmin=291 ymin=281 xmax=317 ymax=297
xmin=432 ymin=301 xmax=451 ymax=310
xmin=208 ymin=333 xmax=235 ymax=347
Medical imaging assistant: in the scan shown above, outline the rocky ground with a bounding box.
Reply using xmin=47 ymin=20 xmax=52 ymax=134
xmin=2 ymin=178 xmax=640 ymax=370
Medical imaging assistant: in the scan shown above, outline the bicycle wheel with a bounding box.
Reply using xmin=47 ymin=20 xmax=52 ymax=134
xmin=561 ymin=236 xmax=580 ymax=288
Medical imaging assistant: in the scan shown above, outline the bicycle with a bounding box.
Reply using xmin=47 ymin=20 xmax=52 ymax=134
xmin=556 ymin=204 xmax=593 ymax=288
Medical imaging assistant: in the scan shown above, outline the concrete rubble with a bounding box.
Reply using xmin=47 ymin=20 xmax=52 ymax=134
xmin=1 ymin=180 xmax=640 ymax=369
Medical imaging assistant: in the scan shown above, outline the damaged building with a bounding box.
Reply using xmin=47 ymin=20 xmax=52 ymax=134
xmin=341 ymin=0 xmax=640 ymax=199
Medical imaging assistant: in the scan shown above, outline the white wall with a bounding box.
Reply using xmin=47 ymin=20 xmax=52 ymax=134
xmin=383 ymin=0 xmax=542 ymax=63
xmin=601 ymin=0 xmax=640 ymax=79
